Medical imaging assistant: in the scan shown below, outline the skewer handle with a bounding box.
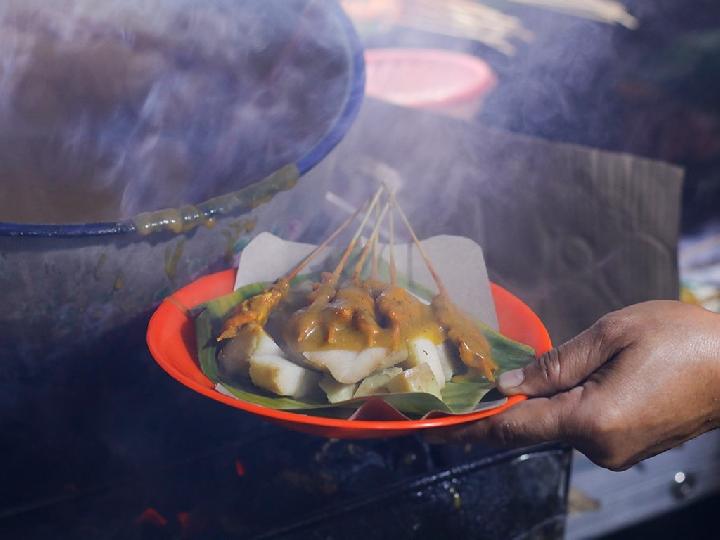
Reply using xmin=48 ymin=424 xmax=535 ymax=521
xmin=330 ymin=186 xmax=385 ymax=283
xmin=393 ymin=198 xmax=449 ymax=297
xmin=284 ymin=201 xmax=364 ymax=282
xmin=352 ymin=201 xmax=391 ymax=280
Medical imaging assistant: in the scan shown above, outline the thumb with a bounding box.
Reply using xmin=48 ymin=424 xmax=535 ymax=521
xmin=497 ymin=315 xmax=625 ymax=397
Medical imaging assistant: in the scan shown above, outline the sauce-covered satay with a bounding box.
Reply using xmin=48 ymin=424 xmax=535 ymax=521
xmin=290 ymin=188 xmax=384 ymax=345
xmin=431 ymin=293 xmax=497 ymax=380
xmin=216 ymin=203 xmax=363 ymax=342
xmin=322 ymin=202 xmax=392 ymax=346
xmin=394 ymin=199 xmax=498 ymax=381
xmin=209 ymin=187 xmax=520 ymax=405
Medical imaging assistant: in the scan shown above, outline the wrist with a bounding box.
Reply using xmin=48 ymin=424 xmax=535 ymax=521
xmin=699 ymin=310 xmax=720 ymax=429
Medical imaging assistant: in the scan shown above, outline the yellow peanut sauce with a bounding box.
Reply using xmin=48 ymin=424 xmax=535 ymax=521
xmin=219 ymin=278 xmax=497 ymax=380
xmin=284 ymin=279 xmax=444 ymax=353
xmin=432 ymin=293 xmax=497 ymax=380
xmin=217 ymin=279 xmax=290 ymax=341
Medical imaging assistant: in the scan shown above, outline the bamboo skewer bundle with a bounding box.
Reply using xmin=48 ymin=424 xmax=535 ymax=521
xmin=216 ymin=198 xmax=368 ymax=341
xmin=219 ymin=184 xmax=499 ymax=381
xmin=352 ymin=202 xmax=391 ymax=282
xmin=392 ymin=198 xmax=498 ymax=380
xmin=398 ymin=0 xmax=533 ymax=55
xmin=506 ymin=0 xmax=638 ymax=29
xmin=308 ymin=186 xmax=385 ymax=310
xmin=344 ymin=0 xmax=637 ymax=56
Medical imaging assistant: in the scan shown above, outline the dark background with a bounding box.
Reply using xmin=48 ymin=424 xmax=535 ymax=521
xmin=3 ymin=1 xmax=720 ymax=538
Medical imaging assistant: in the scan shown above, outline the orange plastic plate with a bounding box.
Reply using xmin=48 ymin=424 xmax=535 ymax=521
xmin=147 ymin=269 xmax=552 ymax=439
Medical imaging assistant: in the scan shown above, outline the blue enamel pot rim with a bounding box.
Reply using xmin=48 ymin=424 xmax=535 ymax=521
xmin=0 ymin=1 xmax=365 ymax=238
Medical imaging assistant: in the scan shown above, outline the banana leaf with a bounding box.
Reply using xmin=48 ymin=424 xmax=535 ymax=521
xmin=193 ymin=279 xmax=536 ymax=418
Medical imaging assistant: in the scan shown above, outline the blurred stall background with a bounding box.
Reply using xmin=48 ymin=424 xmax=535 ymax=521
xmin=341 ymin=0 xmax=720 ymax=537
xmin=2 ymin=1 xmax=720 ymax=538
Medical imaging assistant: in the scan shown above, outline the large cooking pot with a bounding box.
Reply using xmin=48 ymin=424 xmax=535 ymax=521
xmin=0 ymin=0 xmax=365 ymax=375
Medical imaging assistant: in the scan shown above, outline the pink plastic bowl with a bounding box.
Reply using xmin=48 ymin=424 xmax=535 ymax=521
xmin=365 ymin=48 xmax=497 ymax=120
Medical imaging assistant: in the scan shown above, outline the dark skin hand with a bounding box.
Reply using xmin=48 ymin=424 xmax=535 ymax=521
xmin=427 ymin=301 xmax=720 ymax=471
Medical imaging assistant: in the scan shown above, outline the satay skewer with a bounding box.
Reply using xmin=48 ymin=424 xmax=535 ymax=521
xmin=371 ymin=205 xmax=380 ymax=281
xmin=291 ymin=187 xmax=385 ymax=344
xmin=306 ymin=186 xmax=385 ymax=309
xmin=216 ymin=198 xmax=367 ymax=342
xmin=352 ymin=202 xmax=391 ymax=282
xmin=393 ymin=198 xmax=448 ymax=297
xmin=389 ymin=199 xmax=397 ymax=287
xmin=331 ymin=187 xmax=384 ymax=282
xmin=393 ymin=198 xmax=498 ymax=380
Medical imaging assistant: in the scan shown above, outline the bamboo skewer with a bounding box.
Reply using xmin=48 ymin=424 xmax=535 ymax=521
xmin=389 ymin=200 xmax=397 ymax=287
xmin=284 ymin=204 xmax=363 ymax=283
xmin=330 ymin=187 xmax=384 ymax=283
xmin=507 ymin=0 xmax=638 ymax=28
xmin=371 ymin=203 xmax=381 ymax=281
xmin=370 ymin=227 xmax=380 ymax=281
xmin=352 ymin=202 xmax=391 ymax=281
xmin=217 ymin=194 xmax=371 ymax=341
xmin=393 ymin=198 xmax=448 ymax=298
xmin=386 ymin=0 xmax=635 ymax=57
xmin=307 ymin=186 xmax=385 ymax=310
xmin=392 ymin=197 xmax=497 ymax=380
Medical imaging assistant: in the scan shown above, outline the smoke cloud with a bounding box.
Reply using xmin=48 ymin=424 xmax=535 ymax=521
xmin=0 ymin=0 xmax=352 ymax=224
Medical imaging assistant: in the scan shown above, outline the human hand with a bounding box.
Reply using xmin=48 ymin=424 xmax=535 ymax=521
xmin=428 ymin=301 xmax=720 ymax=470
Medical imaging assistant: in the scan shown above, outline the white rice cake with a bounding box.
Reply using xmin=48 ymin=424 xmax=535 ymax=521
xmin=354 ymin=367 xmax=403 ymax=398
xmin=436 ymin=342 xmax=463 ymax=382
xmin=218 ymin=327 xmax=283 ymax=380
xmin=319 ymin=376 xmax=358 ymax=403
xmin=249 ymin=354 xmax=321 ymax=399
xmin=303 ymin=347 xmax=408 ymax=384
xmin=387 ymin=363 xmax=441 ymax=399
xmin=405 ymin=338 xmax=447 ymax=388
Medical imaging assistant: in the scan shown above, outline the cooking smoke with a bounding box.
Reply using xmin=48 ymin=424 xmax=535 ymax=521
xmin=0 ymin=0 xmax=350 ymax=224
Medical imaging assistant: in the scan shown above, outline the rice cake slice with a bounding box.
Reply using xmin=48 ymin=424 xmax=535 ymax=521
xmin=353 ymin=367 xmax=403 ymax=398
xmin=303 ymin=347 xmax=408 ymax=384
xmin=218 ymin=327 xmax=283 ymax=380
xmin=387 ymin=363 xmax=442 ymax=399
xmin=405 ymin=337 xmax=446 ymax=388
xmin=319 ymin=376 xmax=358 ymax=403
xmin=249 ymin=354 xmax=321 ymax=399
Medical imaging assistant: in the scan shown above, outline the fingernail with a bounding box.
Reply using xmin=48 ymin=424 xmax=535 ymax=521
xmin=498 ymin=368 xmax=524 ymax=390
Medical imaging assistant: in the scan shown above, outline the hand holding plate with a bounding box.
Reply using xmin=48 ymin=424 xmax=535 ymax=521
xmin=428 ymin=301 xmax=720 ymax=471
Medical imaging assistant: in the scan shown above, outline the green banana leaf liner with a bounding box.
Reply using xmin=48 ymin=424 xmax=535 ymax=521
xmin=193 ymin=277 xmax=536 ymax=419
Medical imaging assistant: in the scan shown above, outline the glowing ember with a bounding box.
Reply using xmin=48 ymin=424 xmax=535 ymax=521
xmin=135 ymin=507 xmax=168 ymax=527
xmin=177 ymin=512 xmax=191 ymax=530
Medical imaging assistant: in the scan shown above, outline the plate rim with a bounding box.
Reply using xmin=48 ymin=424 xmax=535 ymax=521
xmin=146 ymin=269 xmax=551 ymax=432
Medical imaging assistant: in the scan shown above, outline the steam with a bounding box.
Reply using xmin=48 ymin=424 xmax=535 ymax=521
xmin=317 ymin=0 xmax=643 ymax=246
xmin=0 ymin=0 xmax=643 ymax=230
xmin=0 ymin=0 xmax=352 ymax=223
